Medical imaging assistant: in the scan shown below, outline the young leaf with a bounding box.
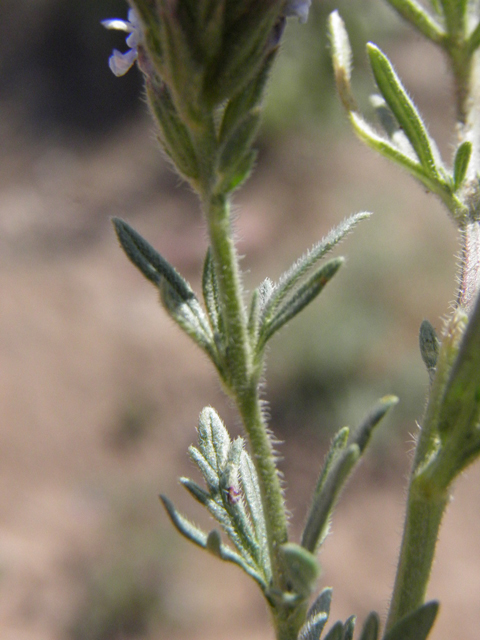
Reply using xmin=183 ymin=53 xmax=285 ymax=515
xmin=350 ymin=395 xmax=399 ymax=453
xmin=419 ymin=319 xmax=440 ymax=378
xmin=186 ymin=409 xmax=267 ymax=572
xmin=328 ymin=11 xmax=357 ymax=112
xmin=453 ymin=140 xmax=472 ymax=190
xmin=258 ymin=257 xmax=343 ymax=350
xmin=383 ymin=601 xmax=439 ymax=640
xmin=240 ymin=450 xmax=270 ymax=575
xmin=198 ymin=406 xmax=231 ymax=473
xmin=359 ymin=612 xmax=380 ymax=640
xmin=202 ymin=247 xmax=224 ymax=335
xmin=301 ymin=444 xmax=360 ymax=553
xmin=366 ymin=44 xmax=441 ymax=179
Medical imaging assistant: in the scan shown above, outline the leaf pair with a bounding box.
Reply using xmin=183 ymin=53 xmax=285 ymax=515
xmin=248 ymin=212 xmax=370 ymax=358
xmin=301 ymin=396 xmax=398 ymax=554
xmin=161 ymin=407 xmax=271 ymax=590
xmin=328 ymin=11 xmax=470 ymax=224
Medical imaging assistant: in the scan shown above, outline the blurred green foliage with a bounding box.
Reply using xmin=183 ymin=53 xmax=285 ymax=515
xmin=264 ymin=0 xmax=407 ymax=134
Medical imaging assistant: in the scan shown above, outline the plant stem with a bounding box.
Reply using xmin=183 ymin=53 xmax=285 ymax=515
xmin=203 ymin=187 xmax=289 ymax=599
xmin=385 ymin=472 xmax=448 ymax=631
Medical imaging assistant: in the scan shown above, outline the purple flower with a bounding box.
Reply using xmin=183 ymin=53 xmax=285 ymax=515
xmin=101 ymin=9 xmax=141 ymax=76
xmin=283 ymin=0 xmax=312 ymax=23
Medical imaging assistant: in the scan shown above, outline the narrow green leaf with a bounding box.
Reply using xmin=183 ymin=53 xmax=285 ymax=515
xmin=262 ymin=213 xmax=370 ymax=319
xmin=351 ymin=395 xmax=399 ymax=453
xmin=307 ymin=587 xmax=333 ymax=621
xmin=145 ymin=80 xmax=199 ymax=179
xmin=301 ymin=445 xmax=360 ymax=553
xmin=240 ymin=450 xmax=271 ymax=577
xmin=419 ymin=319 xmax=440 ymax=376
xmin=328 ymin=11 xmax=357 ymax=112
xmin=300 ymin=427 xmax=349 ymax=551
xmin=202 ymin=247 xmax=224 ymax=335
xmin=343 ymin=615 xmax=357 ymax=640
xmin=280 ymin=543 xmax=320 ymax=598
xmin=383 ymin=601 xmax=439 ymax=640
xmin=259 ymin=258 xmax=343 ymax=350
xmin=323 ymin=621 xmax=344 ymax=640
xmin=298 ymin=588 xmax=333 ymax=640
xmin=113 ymin=219 xmax=191 ymax=298
xmin=160 ymin=494 xmax=209 ymax=549
xmin=298 ymin=612 xmax=329 ymax=640
xmin=159 ymin=279 xmax=215 ymax=355
xmin=188 ymin=445 xmax=219 ymax=492
xmin=453 ymin=140 xmax=472 ymax=190
xmin=349 ymin=113 xmax=457 ymax=208
xmin=160 ymin=496 xmax=267 ymax=589
xmin=367 ymin=44 xmax=441 ymax=179
xmin=180 ymin=477 xmax=211 ymax=505
xmin=247 ymin=289 xmax=261 ymax=343
xmin=359 ymin=612 xmax=380 ymax=640
xmin=383 ymin=0 xmax=444 ymax=42
xmin=437 ymin=303 xmax=480 ymax=437
xmin=198 ymin=406 xmax=231 ymax=473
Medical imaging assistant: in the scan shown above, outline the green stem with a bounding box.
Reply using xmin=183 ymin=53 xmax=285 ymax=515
xmin=203 ymin=187 xmax=289 ymax=601
xmin=385 ymin=475 xmax=448 ymax=630
xmin=236 ymin=384 xmax=289 ymax=588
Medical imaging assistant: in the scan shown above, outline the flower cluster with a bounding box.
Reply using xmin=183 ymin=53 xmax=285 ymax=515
xmin=102 ymin=1 xmax=313 ymax=77
xmin=101 ymin=9 xmax=140 ymax=77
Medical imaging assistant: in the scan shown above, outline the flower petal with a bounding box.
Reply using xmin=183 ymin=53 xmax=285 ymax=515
xmin=108 ymin=48 xmax=138 ymax=77
xmin=101 ymin=18 xmax=131 ymax=32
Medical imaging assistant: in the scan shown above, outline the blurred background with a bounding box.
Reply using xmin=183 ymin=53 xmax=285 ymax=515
xmin=1 ymin=0 xmax=479 ymax=639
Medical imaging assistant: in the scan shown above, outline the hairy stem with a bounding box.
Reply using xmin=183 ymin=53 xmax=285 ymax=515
xmin=457 ymin=219 xmax=480 ymax=312
xmin=202 ymin=183 xmax=289 ymax=605
xmin=385 ymin=476 xmax=448 ymax=630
